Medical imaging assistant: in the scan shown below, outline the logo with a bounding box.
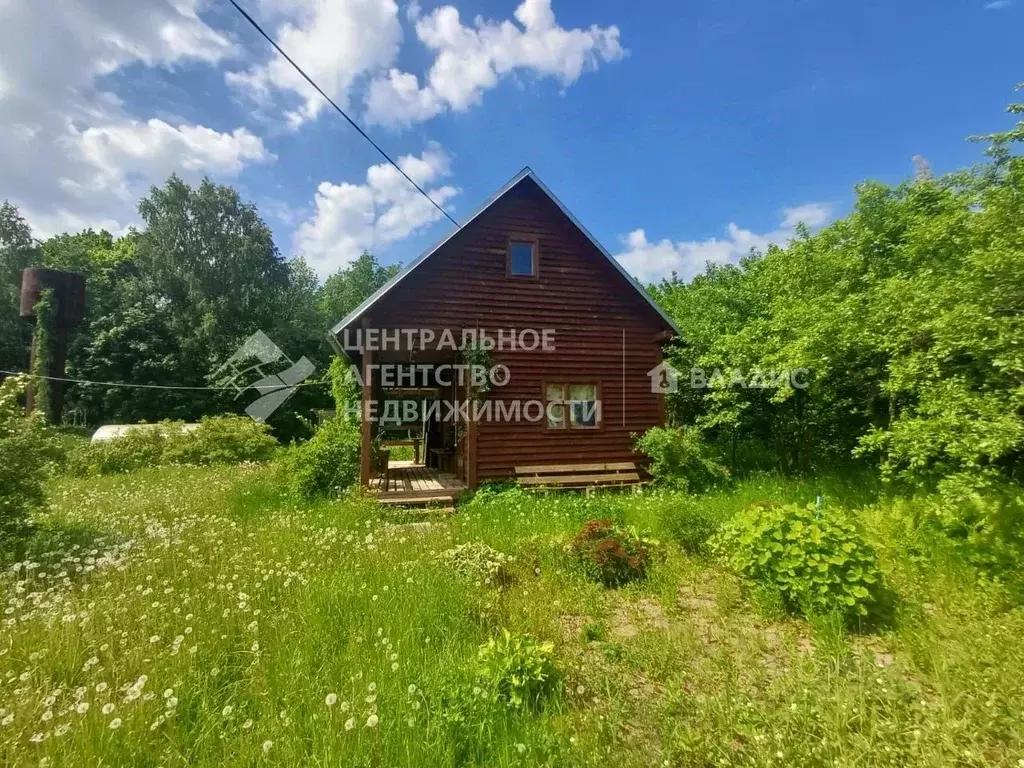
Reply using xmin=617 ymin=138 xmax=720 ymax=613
xmin=647 ymin=361 xmax=679 ymax=394
xmin=212 ymin=331 xmax=315 ymax=422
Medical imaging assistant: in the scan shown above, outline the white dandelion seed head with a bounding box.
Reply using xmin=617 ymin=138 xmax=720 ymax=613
xmin=325 ymin=693 xmax=337 ymax=707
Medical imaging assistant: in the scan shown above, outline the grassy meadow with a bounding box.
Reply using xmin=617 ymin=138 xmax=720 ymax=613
xmin=2 ymin=465 xmax=1023 ymax=767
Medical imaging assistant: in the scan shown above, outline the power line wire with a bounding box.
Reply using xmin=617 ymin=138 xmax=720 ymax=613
xmin=225 ymin=0 xmax=460 ymax=230
xmin=0 ymin=370 xmax=329 ymax=392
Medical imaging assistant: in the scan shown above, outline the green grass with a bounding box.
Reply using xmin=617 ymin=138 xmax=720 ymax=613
xmin=1 ymin=467 xmax=1023 ymax=766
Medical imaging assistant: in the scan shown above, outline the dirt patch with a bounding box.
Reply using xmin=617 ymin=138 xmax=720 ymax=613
xmin=609 ymin=598 xmax=671 ymax=640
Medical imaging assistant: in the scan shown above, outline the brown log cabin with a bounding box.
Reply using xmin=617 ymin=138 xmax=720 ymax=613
xmin=327 ymin=168 xmax=680 ymax=497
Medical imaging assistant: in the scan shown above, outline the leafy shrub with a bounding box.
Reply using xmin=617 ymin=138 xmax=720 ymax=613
xmin=0 ymin=376 xmax=50 ymax=538
xmin=570 ymin=519 xmax=653 ymax=587
xmin=439 ymin=542 xmax=515 ymax=587
xmin=69 ymin=416 xmax=276 ymax=475
xmin=285 ymin=416 xmax=361 ymax=499
xmin=660 ymin=496 xmax=720 ymax=555
xmin=475 ymin=630 xmax=560 ymax=710
xmin=712 ymin=503 xmax=883 ymax=623
xmin=162 ymin=416 xmax=277 ymax=466
xmin=636 ymin=427 xmax=730 ymax=492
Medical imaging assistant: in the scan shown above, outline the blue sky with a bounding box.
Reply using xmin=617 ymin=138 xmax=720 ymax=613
xmin=1 ymin=0 xmax=1020 ymax=283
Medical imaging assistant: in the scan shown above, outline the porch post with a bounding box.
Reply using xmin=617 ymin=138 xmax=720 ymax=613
xmin=466 ymin=382 xmax=478 ymax=490
xmin=359 ymin=318 xmax=374 ymax=488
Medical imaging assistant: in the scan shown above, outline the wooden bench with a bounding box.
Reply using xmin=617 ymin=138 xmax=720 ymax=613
xmin=514 ymin=462 xmax=642 ymax=491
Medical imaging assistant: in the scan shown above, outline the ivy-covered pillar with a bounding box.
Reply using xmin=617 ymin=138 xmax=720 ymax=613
xmin=19 ymin=268 xmax=86 ymax=423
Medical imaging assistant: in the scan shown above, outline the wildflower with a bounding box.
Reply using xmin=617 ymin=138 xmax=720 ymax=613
xmin=344 ymin=717 xmax=355 ymax=731
xmin=366 ymin=714 xmax=379 ymax=728
xmin=391 ymin=662 xmax=399 ymax=671
xmin=166 ymin=697 xmax=178 ymax=709
xmin=40 ymin=710 xmax=53 ymax=722
xmin=407 ymin=684 xmax=417 ymax=695
xmin=163 ymin=689 xmax=173 ymax=699
xmin=102 ymin=703 xmax=115 ymax=715
xmin=109 ymin=718 xmax=122 ymax=729
xmin=242 ymin=718 xmax=253 ymax=729
xmin=55 ymin=723 xmax=70 ymax=737
xmin=76 ymin=702 xmax=89 ymax=715
xmin=1 ymin=714 xmax=13 ymax=725
xmin=367 ymin=682 xmax=377 ymax=692
xmin=340 ymin=701 xmax=350 ymax=712
xmin=95 ymin=682 xmax=108 ymax=693
xmin=325 ymin=693 xmax=337 ymax=707
xmin=262 ymin=740 xmax=273 ymax=754
xmin=222 ymin=705 xmax=233 ymax=718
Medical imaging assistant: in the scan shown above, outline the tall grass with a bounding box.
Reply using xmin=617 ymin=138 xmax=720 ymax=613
xmin=1 ymin=467 xmax=1022 ymax=766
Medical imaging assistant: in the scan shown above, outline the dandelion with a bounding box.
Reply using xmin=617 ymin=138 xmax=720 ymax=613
xmin=163 ymin=688 xmax=173 ymax=699
xmin=102 ymin=703 xmax=115 ymax=715
xmin=109 ymin=718 xmax=122 ymax=729
xmin=340 ymin=701 xmax=350 ymax=712
xmin=40 ymin=710 xmax=53 ymax=722
xmin=221 ymin=705 xmax=233 ymax=718
xmin=55 ymin=723 xmax=70 ymax=737
xmin=95 ymin=682 xmax=108 ymax=693
xmin=262 ymin=740 xmax=273 ymax=754
xmin=344 ymin=717 xmax=355 ymax=731
xmin=366 ymin=714 xmax=379 ymax=728
xmin=76 ymin=702 xmax=89 ymax=715
xmin=1 ymin=714 xmax=13 ymax=725
xmin=368 ymin=682 xmax=377 ymax=692
xmin=242 ymin=718 xmax=253 ymax=729
xmin=166 ymin=697 xmax=178 ymax=709
xmin=391 ymin=662 xmax=399 ymax=671
xmin=325 ymin=693 xmax=337 ymax=707
xmin=408 ymin=684 xmax=417 ymax=695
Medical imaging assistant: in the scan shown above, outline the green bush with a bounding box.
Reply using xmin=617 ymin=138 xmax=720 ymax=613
xmin=161 ymin=416 xmax=277 ymax=466
xmin=712 ymin=502 xmax=883 ymax=623
xmin=475 ymin=630 xmax=560 ymax=710
xmin=285 ymin=416 xmax=361 ymax=499
xmin=660 ymin=496 xmax=720 ymax=556
xmin=636 ymin=427 xmax=730 ymax=492
xmin=0 ymin=376 xmax=50 ymax=538
xmin=69 ymin=416 xmax=277 ymax=476
xmin=439 ymin=542 xmax=515 ymax=587
xmin=570 ymin=519 xmax=654 ymax=587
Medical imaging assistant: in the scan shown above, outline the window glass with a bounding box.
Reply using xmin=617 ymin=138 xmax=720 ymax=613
xmin=509 ymin=242 xmax=535 ymax=276
xmin=569 ymin=384 xmax=598 ymax=427
xmin=546 ymin=384 xmax=565 ymax=428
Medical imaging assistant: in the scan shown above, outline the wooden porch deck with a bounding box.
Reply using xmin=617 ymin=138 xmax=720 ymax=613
xmin=370 ymin=460 xmax=466 ymax=506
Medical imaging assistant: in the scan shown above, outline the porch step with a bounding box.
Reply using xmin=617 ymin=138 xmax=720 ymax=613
xmin=377 ymin=492 xmax=459 ymax=507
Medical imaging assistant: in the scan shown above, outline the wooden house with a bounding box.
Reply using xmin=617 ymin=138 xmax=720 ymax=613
xmin=328 ymin=168 xmax=680 ymax=503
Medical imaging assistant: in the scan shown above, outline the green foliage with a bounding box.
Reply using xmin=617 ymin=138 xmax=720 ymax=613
xmin=652 ymin=101 xmax=1024 ymax=494
xmin=659 ymin=495 xmax=720 ymax=555
xmin=0 ymin=376 xmax=49 ymax=538
xmin=439 ymin=542 xmax=515 ymax=586
xmin=570 ymin=519 xmax=653 ymax=587
xmin=285 ymin=416 xmax=361 ymax=499
xmin=713 ymin=503 xmax=884 ymax=622
xmin=636 ymin=426 xmax=730 ymax=492
xmin=475 ymin=630 xmax=560 ymax=710
xmin=69 ymin=416 xmax=276 ymax=476
xmin=29 ymin=289 xmax=56 ymax=423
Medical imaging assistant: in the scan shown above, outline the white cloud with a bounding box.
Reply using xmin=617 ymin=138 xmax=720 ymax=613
xmin=780 ymin=202 xmax=832 ymax=229
xmin=64 ymin=120 xmax=271 ymax=200
xmin=0 ymin=0 xmax=269 ymax=238
xmin=364 ymin=0 xmax=626 ymax=127
xmin=226 ymin=0 xmax=402 ymax=129
xmin=985 ymin=0 xmax=1012 ymax=9
xmin=615 ymin=203 xmax=835 ymax=284
xmin=294 ymin=143 xmax=459 ymax=277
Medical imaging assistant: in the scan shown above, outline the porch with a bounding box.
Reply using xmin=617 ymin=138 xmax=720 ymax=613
xmin=369 ymin=460 xmax=467 ymax=507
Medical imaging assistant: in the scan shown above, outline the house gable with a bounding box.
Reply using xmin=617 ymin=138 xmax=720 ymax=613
xmin=328 ymin=168 xmax=680 ymax=341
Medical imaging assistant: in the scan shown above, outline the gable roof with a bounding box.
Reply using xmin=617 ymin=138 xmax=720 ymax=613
xmin=327 ymin=167 xmax=682 ymax=340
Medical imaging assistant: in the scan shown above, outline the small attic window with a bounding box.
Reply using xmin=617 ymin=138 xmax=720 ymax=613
xmin=507 ymin=240 xmax=537 ymax=277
